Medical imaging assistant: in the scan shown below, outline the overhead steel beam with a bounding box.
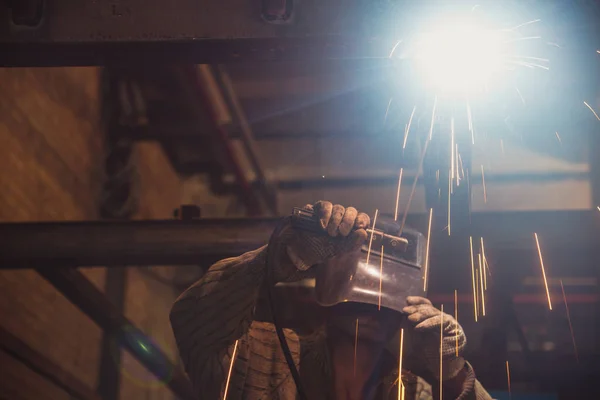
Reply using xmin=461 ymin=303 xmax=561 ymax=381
xmin=0 ymin=210 xmax=598 ymax=269
xmin=0 ymin=0 xmax=398 ymax=67
xmin=1 ymin=0 xmax=597 ymax=66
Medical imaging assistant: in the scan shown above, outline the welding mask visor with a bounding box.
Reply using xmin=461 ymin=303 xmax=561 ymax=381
xmin=314 ymin=219 xmax=427 ymax=313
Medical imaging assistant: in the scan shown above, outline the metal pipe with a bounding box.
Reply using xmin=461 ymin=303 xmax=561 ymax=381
xmin=37 ymin=268 xmax=196 ymax=400
xmin=187 ymin=65 xmax=263 ymax=216
xmin=215 ymin=65 xmax=278 ymax=214
xmin=0 ymin=219 xmax=277 ymax=268
xmin=0 ymin=211 xmax=597 ymax=269
xmin=0 ymin=326 xmax=102 ymax=400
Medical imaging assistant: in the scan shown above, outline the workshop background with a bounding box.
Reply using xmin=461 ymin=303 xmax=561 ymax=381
xmin=1 ymin=1 xmax=600 ymax=400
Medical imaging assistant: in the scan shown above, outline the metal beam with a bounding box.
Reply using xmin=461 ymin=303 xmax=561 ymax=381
xmin=2 ymin=1 xmax=596 ymax=66
xmin=0 ymin=210 xmax=598 ymax=269
xmin=37 ymin=268 xmax=196 ymax=400
xmin=0 ymin=0 xmax=398 ymax=67
xmin=0 ymin=326 xmax=102 ymax=400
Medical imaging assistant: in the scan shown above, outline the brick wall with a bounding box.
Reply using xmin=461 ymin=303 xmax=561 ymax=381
xmin=0 ymin=68 xmax=183 ymax=400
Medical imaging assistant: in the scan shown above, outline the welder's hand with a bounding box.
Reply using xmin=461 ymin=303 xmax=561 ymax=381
xmin=273 ymin=201 xmax=370 ymax=281
xmin=402 ymin=296 xmax=466 ymax=381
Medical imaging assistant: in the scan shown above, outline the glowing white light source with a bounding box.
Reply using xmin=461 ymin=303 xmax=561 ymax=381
xmin=414 ymin=19 xmax=505 ymax=95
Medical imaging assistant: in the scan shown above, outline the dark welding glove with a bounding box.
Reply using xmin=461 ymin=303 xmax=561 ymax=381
xmin=402 ymin=296 xmax=467 ymax=381
xmin=272 ymin=201 xmax=370 ymax=282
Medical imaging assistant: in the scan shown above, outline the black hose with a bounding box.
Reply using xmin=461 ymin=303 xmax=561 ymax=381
xmin=265 ymin=216 xmax=309 ymax=400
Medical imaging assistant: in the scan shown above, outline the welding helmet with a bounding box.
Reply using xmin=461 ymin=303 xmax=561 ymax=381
xmin=314 ymin=217 xmax=427 ymax=313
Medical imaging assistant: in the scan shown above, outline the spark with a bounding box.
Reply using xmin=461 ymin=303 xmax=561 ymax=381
xmin=478 ymin=253 xmax=486 ymax=316
xmin=475 ymin=268 xmax=480 ymax=317
xmin=354 ymin=318 xmax=359 ymax=377
xmin=481 ymin=165 xmax=487 ymax=203
xmin=398 ymin=328 xmax=404 ymax=400
xmin=470 ymin=237 xmax=478 ymax=321
xmin=450 ymin=118 xmax=456 ymax=181
xmin=458 ymin=153 xmax=465 ymax=179
xmin=467 ymin=101 xmax=474 ymax=144
xmin=429 ymin=96 xmax=438 ymax=140
xmin=389 ymin=40 xmax=402 ymax=58
xmin=467 ymin=169 xmax=472 ymax=224
xmin=394 ymin=168 xmax=404 ymax=221
xmin=504 ymin=36 xmax=542 ymax=45
xmin=506 ymin=361 xmax=512 ymax=400
xmin=400 ymin=139 xmax=430 ymax=235
xmin=515 ymin=87 xmax=526 ymax=105
xmin=508 ymin=60 xmax=549 ymax=70
xmin=403 ymin=106 xmax=417 ymax=150
xmin=555 ymin=132 xmax=562 ymax=146
xmin=447 ymin=170 xmax=452 ymax=236
xmin=583 ymin=101 xmax=600 ymax=121
xmin=455 ymin=144 xmax=461 ymax=186
xmin=424 ymin=208 xmax=433 ymax=291
xmin=510 ymin=55 xmax=549 ymax=63
xmin=439 ymin=305 xmax=444 ymax=400
xmin=560 ymin=280 xmax=579 ymax=363
xmin=379 ymin=245 xmax=384 ymax=310
xmin=366 ymin=209 xmax=379 ymax=264
xmin=480 ymin=237 xmax=488 ymax=289
xmin=454 ymin=289 xmax=459 ymax=357
xmin=223 ymin=340 xmax=239 ymax=400
xmin=597 ymin=206 xmax=600 ymax=212
xmin=534 ymin=232 xmax=553 ymax=310
xmin=384 ymin=98 xmax=394 ymax=124
xmin=508 ymin=19 xmax=541 ymax=31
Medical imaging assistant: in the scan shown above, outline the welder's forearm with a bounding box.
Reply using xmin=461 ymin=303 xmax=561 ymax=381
xmin=169 ymin=246 xmax=268 ymax=368
xmin=442 ymin=363 xmax=492 ymax=400
xmin=470 ymin=380 xmax=493 ymax=400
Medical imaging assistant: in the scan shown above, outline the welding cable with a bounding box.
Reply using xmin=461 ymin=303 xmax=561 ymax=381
xmin=265 ymin=216 xmax=309 ymax=400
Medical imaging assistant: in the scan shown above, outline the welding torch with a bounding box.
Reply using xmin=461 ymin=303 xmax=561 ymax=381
xmin=291 ymin=207 xmax=409 ymax=252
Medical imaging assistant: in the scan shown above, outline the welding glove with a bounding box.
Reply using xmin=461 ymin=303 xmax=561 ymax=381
xmin=402 ymin=296 xmax=467 ymax=381
xmin=272 ymin=201 xmax=370 ymax=282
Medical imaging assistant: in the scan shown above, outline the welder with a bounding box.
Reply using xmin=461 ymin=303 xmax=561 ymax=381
xmin=170 ymin=201 xmax=492 ymax=399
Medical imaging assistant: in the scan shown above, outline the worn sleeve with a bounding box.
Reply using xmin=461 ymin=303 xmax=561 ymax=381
xmin=452 ymin=363 xmax=493 ymax=400
xmin=169 ymin=246 xmax=268 ymax=399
